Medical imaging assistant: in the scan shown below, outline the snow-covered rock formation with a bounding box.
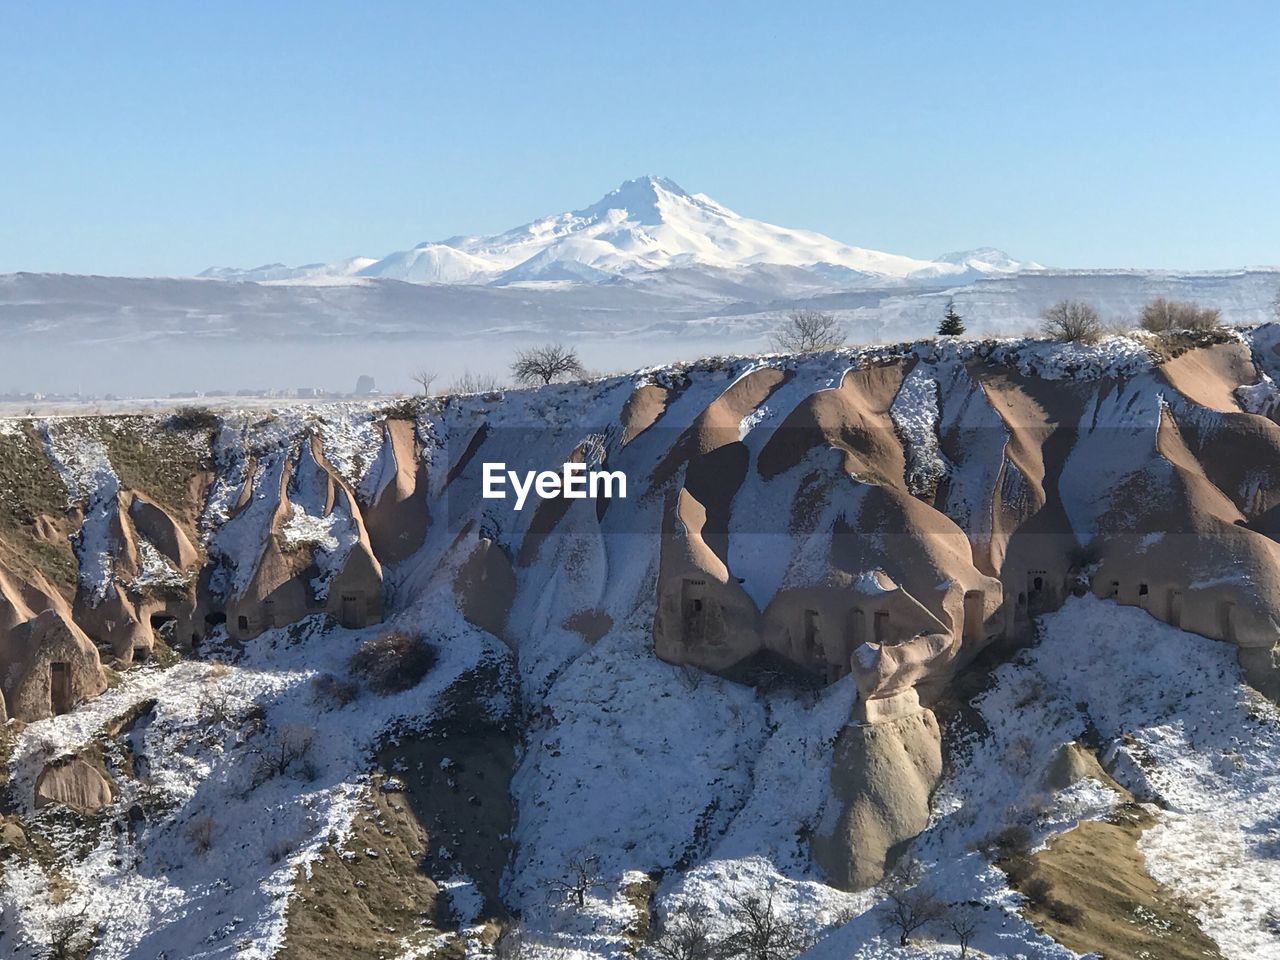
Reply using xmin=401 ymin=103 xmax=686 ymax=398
xmin=2 ymin=329 xmax=1280 ymax=959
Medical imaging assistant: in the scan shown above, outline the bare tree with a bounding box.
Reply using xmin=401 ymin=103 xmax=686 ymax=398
xmin=770 ymin=309 xmax=845 ymax=352
xmin=719 ymin=890 xmax=811 ymax=960
xmin=252 ymin=724 xmax=317 ymax=786
xmin=881 ymin=858 xmax=947 ymax=948
xmin=1139 ymin=297 xmax=1221 ymax=332
xmin=648 ymin=904 xmax=722 ymax=960
xmin=46 ymin=903 xmax=94 ymax=960
xmin=949 ymin=905 xmax=979 ymax=958
xmin=511 ymin=343 xmax=585 ymax=386
xmin=410 ymin=369 xmax=438 ymax=395
xmin=1040 ymin=299 xmax=1103 ymax=344
xmin=548 ymin=852 xmax=604 ymax=909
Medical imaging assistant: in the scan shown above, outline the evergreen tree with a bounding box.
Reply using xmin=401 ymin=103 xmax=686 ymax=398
xmin=938 ymin=301 xmax=966 ymax=336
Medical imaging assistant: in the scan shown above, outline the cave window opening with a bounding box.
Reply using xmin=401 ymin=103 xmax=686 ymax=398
xmin=50 ymin=661 xmax=73 ymax=716
xmin=681 ymin=579 xmax=707 ymax=643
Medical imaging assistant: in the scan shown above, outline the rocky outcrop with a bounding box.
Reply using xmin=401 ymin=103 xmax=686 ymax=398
xmin=363 ymin=418 xmax=430 ymax=564
xmin=3 ymin=608 xmax=107 ymax=722
xmin=34 ymin=757 xmax=114 ymax=814
xmin=5 ymin=333 xmax=1280 ymax=899
xmin=812 ymin=689 xmax=942 ymax=889
xmin=224 ymin=435 xmax=384 ymax=640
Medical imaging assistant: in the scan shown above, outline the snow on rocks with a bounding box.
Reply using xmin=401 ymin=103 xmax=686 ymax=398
xmin=890 ymin=364 xmax=947 ymax=495
xmin=0 ymin=594 xmax=507 ymax=960
xmin=1236 ymin=371 xmax=1280 ymax=416
xmin=39 ymin=420 xmax=121 ymax=603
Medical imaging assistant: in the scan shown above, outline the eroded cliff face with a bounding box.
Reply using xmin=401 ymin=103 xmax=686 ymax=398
xmin=3 ymin=328 xmax=1280 ymax=956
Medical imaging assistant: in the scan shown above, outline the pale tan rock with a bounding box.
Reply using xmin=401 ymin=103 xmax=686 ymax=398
xmin=812 ymin=706 xmax=942 ymax=890
xmin=35 ymin=758 xmax=113 ymax=814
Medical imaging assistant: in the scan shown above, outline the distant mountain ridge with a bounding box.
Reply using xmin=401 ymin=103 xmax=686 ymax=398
xmin=199 ymin=176 xmax=1041 ymax=287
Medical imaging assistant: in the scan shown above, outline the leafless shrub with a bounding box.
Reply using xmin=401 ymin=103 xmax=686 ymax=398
xmin=252 ymin=724 xmax=317 ymax=787
xmin=197 ymin=687 xmax=241 ymax=728
xmin=447 ymin=369 xmax=506 ymax=395
xmin=348 ymin=630 xmax=436 ymax=695
xmin=720 ymin=889 xmax=812 ymax=959
xmin=949 ymin=905 xmax=979 ymax=957
xmin=1041 ymin=299 xmax=1103 ymax=343
xmin=770 ymin=309 xmax=845 ymax=352
xmin=187 ymin=814 xmax=217 ymax=855
xmin=548 ymin=852 xmax=604 ymax=909
xmin=494 ymin=922 xmax=541 ymax=960
xmin=648 ymin=903 xmax=721 ymax=960
xmin=410 ymin=369 xmax=438 ymax=396
xmin=1139 ymin=297 xmax=1222 ymax=332
xmin=990 ymin=823 xmax=1033 ymax=858
xmin=511 ymin=343 xmax=585 ymax=386
xmin=45 ymin=902 xmax=95 ymax=960
xmin=1021 ymin=873 xmax=1053 ymax=906
xmin=675 ymin=664 xmax=704 ymax=692
xmin=881 ymin=858 xmax=948 ymax=948
xmin=310 ymin=672 xmax=358 ymax=707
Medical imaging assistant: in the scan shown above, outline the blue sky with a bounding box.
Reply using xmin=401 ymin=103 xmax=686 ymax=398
xmin=3 ymin=1 xmax=1278 ymax=275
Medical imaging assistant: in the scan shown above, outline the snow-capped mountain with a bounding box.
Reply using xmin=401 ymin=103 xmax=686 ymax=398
xmin=200 ymin=176 xmax=1039 ymax=286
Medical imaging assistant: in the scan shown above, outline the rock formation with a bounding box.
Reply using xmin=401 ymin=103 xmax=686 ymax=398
xmin=3 ymin=330 xmax=1280 ymax=899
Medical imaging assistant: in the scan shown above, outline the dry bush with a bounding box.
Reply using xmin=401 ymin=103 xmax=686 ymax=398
xmin=548 ymin=852 xmax=604 ymax=909
xmin=1139 ymin=297 xmax=1221 ymax=332
xmin=311 ymin=672 xmax=358 ymax=707
xmin=770 ymin=309 xmax=845 ymax=352
xmin=949 ymin=906 xmax=980 ymax=957
xmin=252 ymin=724 xmax=318 ymax=786
xmin=46 ymin=903 xmax=95 ymax=960
xmin=1047 ymin=898 xmax=1084 ymax=926
xmin=447 ymin=369 xmax=506 ymax=395
xmin=494 ymin=923 xmax=542 ymax=960
xmin=1021 ymin=873 xmax=1053 ymax=906
xmin=511 ymin=343 xmax=585 ymax=386
xmin=648 ymin=904 xmax=721 ymax=960
xmin=1041 ymin=299 xmax=1103 ymax=343
xmin=881 ymin=858 xmax=948 ymax=948
xmin=197 ymin=686 xmax=241 ymax=728
xmin=167 ymin=405 xmax=220 ymax=432
xmin=187 ymin=814 xmax=217 ymax=855
xmin=720 ymin=889 xmax=813 ymax=958
xmin=349 ymin=630 xmax=436 ymax=694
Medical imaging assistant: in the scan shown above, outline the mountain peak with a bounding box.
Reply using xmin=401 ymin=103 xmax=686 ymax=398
xmin=200 ymin=180 xmax=1038 ymax=287
xmin=609 ymin=175 xmax=689 ymax=198
xmin=581 ymin=176 xmax=691 ymax=226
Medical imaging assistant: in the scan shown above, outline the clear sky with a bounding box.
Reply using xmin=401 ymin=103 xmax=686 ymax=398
xmin=4 ymin=1 xmax=1279 ymax=276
